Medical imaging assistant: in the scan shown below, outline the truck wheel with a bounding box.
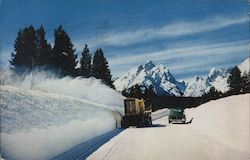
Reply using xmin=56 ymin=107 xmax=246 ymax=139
xmin=149 ymin=117 xmax=152 ymax=125
xmin=121 ymin=120 xmax=127 ymax=128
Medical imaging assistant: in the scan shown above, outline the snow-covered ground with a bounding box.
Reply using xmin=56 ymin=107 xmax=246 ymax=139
xmin=185 ymin=94 xmax=250 ymax=154
xmin=151 ymin=108 xmax=170 ymax=120
xmin=0 ymin=72 xmax=124 ymax=160
xmin=88 ymin=94 xmax=250 ymax=160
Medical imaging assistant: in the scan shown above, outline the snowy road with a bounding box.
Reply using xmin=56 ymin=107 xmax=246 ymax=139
xmin=87 ymin=116 xmax=248 ymax=160
xmin=51 ymin=129 xmax=123 ymax=160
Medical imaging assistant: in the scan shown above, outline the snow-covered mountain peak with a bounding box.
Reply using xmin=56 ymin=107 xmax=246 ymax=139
xmin=207 ymin=67 xmax=230 ymax=82
xmin=208 ymin=67 xmax=218 ymax=77
xmin=184 ymin=75 xmax=209 ymax=97
xmin=184 ymin=63 xmax=239 ymax=97
xmin=114 ymin=61 xmax=185 ymax=96
xmin=238 ymin=57 xmax=250 ymax=76
xmin=194 ymin=75 xmax=202 ymax=81
xmin=208 ymin=67 xmax=221 ymax=78
xmin=144 ymin=60 xmax=155 ymax=71
xmin=115 ymin=57 xmax=250 ymax=97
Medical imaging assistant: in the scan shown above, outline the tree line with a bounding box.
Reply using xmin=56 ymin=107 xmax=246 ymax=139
xmin=10 ymin=25 xmax=114 ymax=88
xmin=121 ymin=66 xmax=249 ymax=109
xmin=203 ymin=66 xmax=249 ymax=101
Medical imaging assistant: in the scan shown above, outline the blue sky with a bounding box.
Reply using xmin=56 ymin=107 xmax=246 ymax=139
xmin=0 ymin=0 xmax=249 ymax=81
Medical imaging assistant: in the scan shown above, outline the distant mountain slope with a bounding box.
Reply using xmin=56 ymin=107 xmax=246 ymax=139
xmin=238 ymin=57 xmax=250 ymax=76
xmin=184 ymin=67 xmax=231 ymax=97
xmin=113 ymin=61 xmax=185 ymax=96
xmin=114 ymin=57 xmax=249 ymax=97
xmin=184 ymin=58 xmax=249 ymax=97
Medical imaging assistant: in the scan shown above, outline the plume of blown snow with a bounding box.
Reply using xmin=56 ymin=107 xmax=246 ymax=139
xmin=0 ymin=68 xmax=124 ymax=160
xmin=0 ymin=86 xmax=122 ymax=160
xmin=0 ymin=68 xmax=124 ymax=108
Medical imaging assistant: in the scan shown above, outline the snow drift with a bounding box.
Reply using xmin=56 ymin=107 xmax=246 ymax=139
xmin=0 ymin=71 xmax=124 ymax=160
xmin=186 ymin=94 xmax=250 ymax=155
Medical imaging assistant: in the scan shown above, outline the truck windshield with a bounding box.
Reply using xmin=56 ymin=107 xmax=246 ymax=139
xmin=125 ymin=100 xmax=135 ymax=114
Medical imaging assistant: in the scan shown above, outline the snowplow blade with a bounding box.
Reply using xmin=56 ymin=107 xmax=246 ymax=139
xmin=185 ymin=117 xmax=193 ymax=124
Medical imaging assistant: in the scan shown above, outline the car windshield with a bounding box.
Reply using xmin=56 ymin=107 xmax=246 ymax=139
xmin=170 ymin=109 xmax=184 ymax=117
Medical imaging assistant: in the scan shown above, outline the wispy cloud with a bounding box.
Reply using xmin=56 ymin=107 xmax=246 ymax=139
xmin=109 ymin=40 xmax=248 ymax=66
xmin=108 ymin=40 xmax=249 ymax=79
xmin=92 ymin=16 xmax=248 ymax=47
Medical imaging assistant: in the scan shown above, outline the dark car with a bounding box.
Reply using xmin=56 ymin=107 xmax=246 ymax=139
xmin=168 ymin=108 xmax=186 ymax=124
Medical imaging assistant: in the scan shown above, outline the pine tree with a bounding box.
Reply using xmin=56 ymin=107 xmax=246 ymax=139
xmin=228 ymin=66 xmax=242 ymax=94
xmin=241 ymin=72 xmax=250 ymax=93
xmin=92 ymin=48 xmax=114 ymax=88
xmin=80 ymin=44 xmax=92 ymax=77
xmin=51 ymin=25 xmax=77 ymax=76
xmin=10 ymin=26 xmax=38 ymax=73
xmin=36 ymin=25 xmax=52 ymax=67
xmin=202 ymin=86 xmax=222 ymax=101
xmin=10 ymin=29 xmax=24 ymax=70
xmin=143 ymin=85 xmax=157 ymax=110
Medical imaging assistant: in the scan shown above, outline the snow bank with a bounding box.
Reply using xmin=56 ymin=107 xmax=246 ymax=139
xmin=151 ymin=108 xmax=170 ymax=120
xmin=186 ymin=94 xmax=250 ymax=154
xmin=0 ymin=83 xmax=123 ymax=159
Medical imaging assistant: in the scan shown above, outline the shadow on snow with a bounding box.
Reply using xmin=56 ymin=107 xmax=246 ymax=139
xmin=50 ymin=129 xmax=124 ymax=160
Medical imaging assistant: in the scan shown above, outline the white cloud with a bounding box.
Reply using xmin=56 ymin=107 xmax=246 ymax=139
xmin=108 ymin=40 xmax=249 ymax=79
xmin=95 ymin=16 xmax=248 ymax=47
xmin=109 ymin=40 xmax=248 ymax=66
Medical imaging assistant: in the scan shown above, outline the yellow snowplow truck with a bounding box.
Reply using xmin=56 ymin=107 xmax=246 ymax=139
xmin=121 ymin=98 xmax=152 ymax=128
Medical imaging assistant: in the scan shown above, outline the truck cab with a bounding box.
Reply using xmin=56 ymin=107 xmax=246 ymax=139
xmin=121 ymin=98 xmax=152 ymax=128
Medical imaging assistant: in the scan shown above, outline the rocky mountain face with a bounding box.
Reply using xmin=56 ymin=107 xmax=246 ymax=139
xmin=114 ymin=58 xmax=250 ymax=97
xmin=113 ymin=61 xmax=185 ymax=96
xmin=184 ymin=58 xmax=249 ymax=97
xmin=184 ymin=68 xmax=231 ymax=97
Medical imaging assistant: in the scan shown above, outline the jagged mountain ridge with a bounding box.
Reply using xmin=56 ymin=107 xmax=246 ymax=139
xmin=184 ymin=58 xmax=249 ymax=97
xmin=114 ymin=58 xmax=250 ymax=97
xmin=184 ymin=67 xmax=231 ymax=97
xmin=238 ymin=57 xmax=250 ymax=76
xmin=113 ymin=61 xmax=185 ymax=96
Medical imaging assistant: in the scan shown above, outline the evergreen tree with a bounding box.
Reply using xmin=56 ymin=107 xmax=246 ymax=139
xmin=228 ymin=66 xmax=242 ymax=94
xmin=241 ymin=72 xmax=250 ymax=93
xmin=36 ymin=25 xmax=52 ymax=67
xmin=129 ymin=85 xmax=143 ymax=98
xmin=143 ymin=85 xmax=157 ymax=99
xmin=80 ymin=44 xmax=92 ymax=77
xmin=121 ymin=85 xmax=144 ymax=98
xmin=10 ymin=26 xmax=38 ymax=73
xmin=142 ymin=85 xmax=157 ymax=110
xmin=51 ymin=25 xmax=77 ymax=76
xmin=202 ymin=86 xmax=222 ymax=101
xmin=92 ymin=48 xmax=114 ymax=88
xmin=10 ymin=29 xmax=24 ymax=70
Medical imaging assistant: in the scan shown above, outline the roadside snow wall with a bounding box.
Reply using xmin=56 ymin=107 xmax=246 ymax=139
xmin=186 ymin=94 xmax=250 ymax=156
xmin=0 ymin=72 xmax=124 ymax=160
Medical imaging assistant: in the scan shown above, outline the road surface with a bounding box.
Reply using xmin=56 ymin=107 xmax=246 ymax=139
xmin=87 ymin=116 xmax=246 ymax=160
